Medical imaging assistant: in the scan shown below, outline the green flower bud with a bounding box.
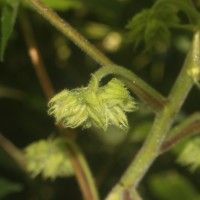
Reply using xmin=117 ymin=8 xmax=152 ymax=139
xmin=24 ymin=138 xmax=74 ymax=179
xmin=99 ymin=78 xmax=136 ymax=112
xmin=48 ymin=76 xmax=137 ymax=131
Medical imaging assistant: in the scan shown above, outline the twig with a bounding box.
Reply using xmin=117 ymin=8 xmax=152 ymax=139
xmin=19 ymin=11 xmax=55 ymax=99
xmin=0 ymin=132 xmax=25 ymax=169
xmin=67 ymin=140 xmax=99 ymax=200
xmin=19 ymin=10 xmax=99 ymax=200
xmin=160 ymin=112 xmax=200 ymax=153
xmin=105 ymin=29 xmax=198 ymax=200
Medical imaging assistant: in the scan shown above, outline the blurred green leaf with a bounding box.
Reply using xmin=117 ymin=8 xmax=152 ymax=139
xmin=0 ymin=86 xmax=24 ymax=100
xmin=0 ymin=0 xmax=20 ymax=61
xmin=82 ymin=0 xmax=127 ymax=22
xmin=149 ymin=171 xmax=200 ymax=200
xmin=0 ymin=177 xmax=23 ymax=198
xmin=177 ymin=137 xmax=200 ymax=171
xmin=126 ymin=3 xmax=180 ymax=54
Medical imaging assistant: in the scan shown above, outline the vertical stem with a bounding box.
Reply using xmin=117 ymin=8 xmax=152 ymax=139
xmin=67 ymin=141 xmax=99 ymax=200
xmin=20 ymin=10 xmax=99 ymax=200
xmin=105 ymin=31 xmax=198 ymax=200
xmin=19 ymin=11 xmax=55 ymax=99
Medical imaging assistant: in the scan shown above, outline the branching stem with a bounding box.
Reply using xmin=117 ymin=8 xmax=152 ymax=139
xmin=28 ymin=0 xmax=166 ymax=112
xmin=105 ymin=30 xmax=198 ymax=200
xmin=160 ymin=112 xmax=200 ymax=153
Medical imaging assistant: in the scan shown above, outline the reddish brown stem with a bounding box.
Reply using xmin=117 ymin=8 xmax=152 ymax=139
xmin=20 ymin=11 xmax=55 ymax=99
xmin=160 ymin=115 xmax=200 ymax=153
xmin=67 ymin=145 xmax=95 ymax=200
xmin=19 ymin=10 xmax=98 ymax=200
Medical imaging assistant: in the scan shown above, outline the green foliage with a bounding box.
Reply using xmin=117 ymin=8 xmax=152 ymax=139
xmin=126 ymin=5 xmax=179 ymax=53
xmin=177 ymin=137 xmax=200 ymax=171
xmin=24 ymin=137 xmax=74 ymax=179
xmin=0 ymin=0 xmax=20 ymax=61
xmin=126 ymin=0 xmax=199 ymax=54
xmin=0 ymin=85 xmax=24 ymax=100
xmin=0 ymin=177 xmax=23 ymax=198
xmin=149 ymin=171 xmax=200 ymax=200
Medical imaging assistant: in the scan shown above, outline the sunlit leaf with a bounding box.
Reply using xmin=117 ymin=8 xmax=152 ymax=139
xmin=0 ymin=0 xmax=20 ymax=61
xmin=0 ymin=177 xmax=23 ymax=198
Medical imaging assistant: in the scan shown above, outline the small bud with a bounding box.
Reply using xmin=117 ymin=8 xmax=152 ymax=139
xmin=48 ymin=76 xmax=137 ymax=131
xmin=24 ymin=138 xmax=74 ymax=179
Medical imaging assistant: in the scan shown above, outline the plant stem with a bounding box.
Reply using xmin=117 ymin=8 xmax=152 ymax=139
xmin=94 ymin=65 xmax=167 ymax=111
xmin=20 ymin=9 xmax=99 ymax=200
xmin=19 ymin=10 xmax=55 ymax=99
xmin=28 ymin=0 xmax=166 ymax=112
xmin=160 ymin=112 xmax=200 ymax=153
xmin=105 ymin=30 xmax=199 ymax=200
xmin=0 ymin=133 xmax=25 ymax=169
xmin=29 ymin=0 xmax=113 ymax=66
xmin=67 ymin=140 xmax=99 ymax=200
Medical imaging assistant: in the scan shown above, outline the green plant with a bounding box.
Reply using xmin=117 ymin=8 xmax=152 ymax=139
xmin=1 ymin=0 xmax=200 ymax=199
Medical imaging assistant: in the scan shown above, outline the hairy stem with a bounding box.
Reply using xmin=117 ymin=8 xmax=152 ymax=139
xmin=28 ymin=0 xmax=166 ymax=112
xmin=105 ymin=30 xmax=199 ymax=200
xmin=160 ymin=112 xmax=200 ymax=153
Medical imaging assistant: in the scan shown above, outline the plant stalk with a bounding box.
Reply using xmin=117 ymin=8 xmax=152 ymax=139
xmin=160 ymin=112 xmax=200 ymax=153
xmin=105 ymin=30 xmax=199 ymax=200
xmin=19 ymin=10 xmax=55 ymax=99
xmin=20 ymin=8 xmax=99 ymax=200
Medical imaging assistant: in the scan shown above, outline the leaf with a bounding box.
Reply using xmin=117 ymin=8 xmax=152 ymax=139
xmin=0 ymin=85 xmax=24 ymax=100
xmin=0 ymin=0 xmax=20 ymax=61
xmin=0 ymin=177 xmax=23 ymax=198
xmin=177 ymin=137 xmax=200 ymax=171
xmin=149 ymin=171 xmax=200 ymax=200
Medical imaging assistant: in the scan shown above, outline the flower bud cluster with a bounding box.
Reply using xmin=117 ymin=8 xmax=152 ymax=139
xmin=48 ymin=76 xmax=136 ymax=131
xmin=24 ymin=138 xmax=74 ymax=179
